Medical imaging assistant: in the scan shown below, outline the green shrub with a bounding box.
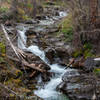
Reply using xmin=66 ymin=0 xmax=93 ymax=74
xmin=94 ymin=68 xmax=100 ymax=76
xmin=59 ymin=14 xmax=73 ymax=42
xmin=84 ymin=49 xmax=94 ymax=58
xmin=83 ymin=43 xmax=92 ymax=50
xmin=0 ymin=57 xmax=5 ymax=63
xmin=0 ymin=7 xmax=8 ymax=13
xmin=72 ymin=49 xmax=83 ymax=58
xmin=27 ymin=3 xmax=33 ymax=8
xmin=83 ymin=42 xmax=94 ymax=58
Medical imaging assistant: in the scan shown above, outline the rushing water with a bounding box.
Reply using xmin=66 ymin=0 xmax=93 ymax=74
xmin=17 ymin=11 xmax=70 ymax=100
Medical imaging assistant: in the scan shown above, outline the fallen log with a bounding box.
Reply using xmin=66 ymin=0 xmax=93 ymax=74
xmin=1 ymin=24 xmax=20 ymax=59
xmin=1 ymin=24 xmax=46 ymax=73
xmin=7 ymin=56 xmax=46 ymax=73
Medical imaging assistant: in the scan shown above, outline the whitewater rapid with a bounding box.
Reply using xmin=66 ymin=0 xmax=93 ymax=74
xmin=17 ymin=11 xmax=70 ymax=100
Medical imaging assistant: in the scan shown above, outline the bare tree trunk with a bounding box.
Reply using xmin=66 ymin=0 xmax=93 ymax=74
xmin=32 ymin=0 xmax=37 ymax=18
xmin=10 ymin=0 xmax=18 ymax=19
xmin=90 ymin=0 xmax=98 ymax=28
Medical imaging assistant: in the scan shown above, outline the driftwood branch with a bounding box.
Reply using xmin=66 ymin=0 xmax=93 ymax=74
xmin=1 ymin=24 xmax=46 ymax=73
xmin=1 ymin=24 xmax=20 ymax=59
xmin=7 ymin=56 xmax=45 ymax=73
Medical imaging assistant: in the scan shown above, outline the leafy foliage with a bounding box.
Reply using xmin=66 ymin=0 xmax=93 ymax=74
xmin=0 ymin=7 xmax=9 ymax=13
xmin=59 ymin=14 xmax=73 ymax=42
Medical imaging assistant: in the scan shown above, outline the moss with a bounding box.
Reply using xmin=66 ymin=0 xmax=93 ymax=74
xmin=9 ymin=93 xmax=15 ymax=98
xmin=20 ymin=87 xmax=31 ymax=93
xmin=83 ymin=43 xmax=92 ymax=50
xmin=58 ymin=14 xmax=73 ymax=42
xmin=63 ymin=27 xmax=73 ymax=42
xmin=83 ymin=42 xmax=95 ymax=58
xmin=93 ymin=68 xmax=100 ymax=75
xmin=73 ymin=49 xmax=83 ymax=58
xmin=0 ymin=7 xmax=9 ymax=13
xmin=84 ymin=49 xmax=94 ymax=59
xmin=4 ymin=78 xmax=22 ymax=87
xmin=60 ymin=14 xmax=72 ymax=30
xmin=27 ymin=3 xmax=33 ymax=8
xmin=22 ymin=15 xmax=31 ymax=21
xmin=0 ymin=57 xmax=5 ymax=63
xmin=18 ymin=8 xmax=25 ymax=15
xmin=0 ymin=42 xmax=6 ymax=56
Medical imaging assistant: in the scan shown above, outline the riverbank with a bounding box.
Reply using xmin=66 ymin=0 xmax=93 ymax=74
xmin=0 ymin=3 xmax=70 ymax=99
xmin=0 ymin=1 xmax=100 ymax=100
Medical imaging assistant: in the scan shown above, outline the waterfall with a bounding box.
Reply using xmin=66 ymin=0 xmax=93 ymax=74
xmin=17 ymin=11 xmax=70 ymax=100
xmin=17 ymin=27 xmax=69 ymax=100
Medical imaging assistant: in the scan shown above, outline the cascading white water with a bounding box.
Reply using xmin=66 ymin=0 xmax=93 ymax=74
xmin=17 ymin=11 xmax=70 ymax=100
xmin=59 ymin=11 xmax=67 ymax=17
xmin=17 ymin=27 xmax=69 ymax=100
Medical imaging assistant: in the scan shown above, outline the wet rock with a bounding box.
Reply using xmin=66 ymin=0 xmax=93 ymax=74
xmin=58 ymin=68 xmax=100 ymax=100
xmin=35 ymin=15 xmax=46 ymax=20
xmin=55 ymin=11 xmax=59 ymax=16
xmin=46 ymin=2 xmax=55 ymax=5
xmin=25 ymin=29 xmax=37 ymax=36
xmin=84 ymin=57 xmax=96 ymax=71
xmin=5 ymin=20 xmax=12 ymax=26
xmin=41 ymin=72 xmax=52 ymax=82
xmin=46 ymin=27 xmax=59 ymax=34
xmin=55 ymin=47 xmax=69 ymax=65
xmin=70 ymin=57 xmax=100 ymax=72
xmin=45 ymin=46 xmax=69 ymax=65
xmin=25 ymin=19 xmax=39 ymax=24
xmin=45 ymin=47 xmax=56 ymax=64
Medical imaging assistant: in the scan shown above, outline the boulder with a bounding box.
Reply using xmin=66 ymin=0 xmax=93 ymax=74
xmin=58 ymin=68 xmax=100 ymax=100
xmin=69 ymin=57 xmax=100 ymax=72
xmin=45 ymin=2 xmax=55 ymax=5
xmin=25 ymin=19 xmax=39 ymax=24
xmin=25 ymin=28 xmax=37 ymax=36
xmin=35 ymin=15 xmax=46 ymax=20
xmin=45 ymin=46 xmax=69 ymax=65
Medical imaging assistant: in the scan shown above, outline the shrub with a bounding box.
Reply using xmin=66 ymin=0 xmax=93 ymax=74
xmin=0 ymin=7 xmax=9 ymax=13
xmin=59 ymin=14 xmax=73 ymax=42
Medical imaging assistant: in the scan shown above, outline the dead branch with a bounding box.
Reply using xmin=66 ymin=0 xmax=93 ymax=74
xmin=1 ymin=24 xmax=47 ymax=73
xmin=1 ymin=24 xmax=20 ymax=59
xmin=7 ymin=56 xmax=45 ymax=73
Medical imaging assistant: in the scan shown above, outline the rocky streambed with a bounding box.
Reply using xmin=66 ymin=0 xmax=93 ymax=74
xmin=3 ymin=4 xmax=100 ymax=100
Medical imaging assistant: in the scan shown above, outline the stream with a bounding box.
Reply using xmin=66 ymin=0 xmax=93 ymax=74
xmin=17 ymin=11 xmax=70 ymax=100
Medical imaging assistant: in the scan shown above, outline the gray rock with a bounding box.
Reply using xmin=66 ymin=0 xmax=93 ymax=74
xmin=25 ymin=19 xmax=39 ymax=24
xmin=58 ymin=69 xmax=100 ymax=100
